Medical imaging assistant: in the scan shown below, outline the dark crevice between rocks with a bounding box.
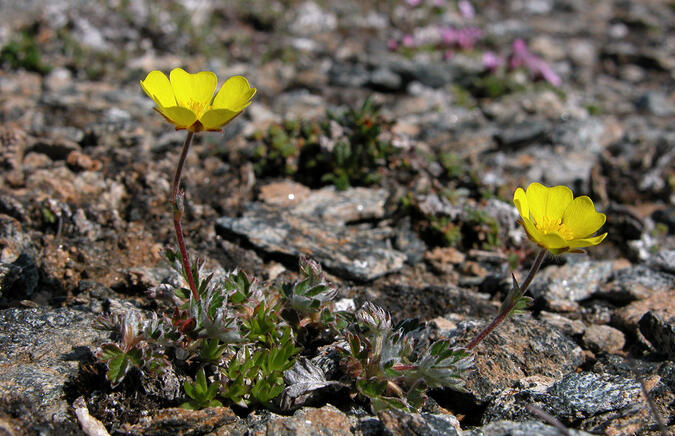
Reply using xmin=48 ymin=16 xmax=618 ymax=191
xmin=430 ymin=387 xmax=486 ymax=427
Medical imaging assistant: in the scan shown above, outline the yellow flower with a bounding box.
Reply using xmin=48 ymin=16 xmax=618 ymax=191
xmin=140 ymin=68 xmax=256 ymax=132
xmin=513 ymin=182 xmax=607 ymax=254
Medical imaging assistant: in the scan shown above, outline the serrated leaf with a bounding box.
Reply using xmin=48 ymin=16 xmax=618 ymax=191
xmin=304 ymin=284 xmax=329 ymax=298
xmin=126 ymin=348 xmax=144 ymax=367
xmin=509 ymin=295 xmax=533 ymax=316
xmin=98 ymin=343 xmax=123 ymax=361
xmin=107 ymin=354 xmax=129 ymax=384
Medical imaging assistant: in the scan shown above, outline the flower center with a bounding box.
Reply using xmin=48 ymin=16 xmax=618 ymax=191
xmin=184 ymin=98 xmax=208 ymax=117
xmin=535 ymin=216 xmax=574 ymax=240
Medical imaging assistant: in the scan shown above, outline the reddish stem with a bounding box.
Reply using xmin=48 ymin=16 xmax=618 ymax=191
xmin=466 ymin=248 xmax=547 ymax=350
xmin=171 ymin=131 xmax=199 ymax=300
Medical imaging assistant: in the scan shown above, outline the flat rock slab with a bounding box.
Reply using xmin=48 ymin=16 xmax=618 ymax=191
xmin=483 ymin=371 xmax=648 ymax=435
xmin=446 ymin=317 xmax=585 ymax=402
xmin=0 ymin=307 xmax=106 ymax=424
xmin=528 ymin=260 xmax=614 ymax=312
xmin=465 ymin=420 xmax=593 ymax=436
xmin=216 ymin=203 xmax=406 ymax=281
xmin=259 ymin=181 xmax=388 ymax=224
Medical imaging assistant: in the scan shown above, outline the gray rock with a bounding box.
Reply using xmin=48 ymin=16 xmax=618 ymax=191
xmin=447 ymin=317 xmax=584 ymax=402
xmin=0 ymin=307 xmax=107 ymax=425
xmin=378 ymin=409 xmax=461 ymax=435
xmin=219 ymin=405 xmax=353 ymax=435
xmin=0 ymin=216 xmax=38 ymax=300
xmin=647 ymin=248 xmax=675 ymax=274
xmin=538 ymin=311 xmax=586 ymax=336
xmin=0 ymin=191 xmax=28 ymax=223
xmin=483 ymin=372 xmax=643 ymax=433
xmin=613 ymin=290 xmax=675 ymax=337
xmin=639 ymin=311 xmax=675 ymax=359
xmin=528 ymin=260 xmax=614 ymax=312
xmin=598 ymin=265 xmax=675 ymax=303
xmin=369 ymin=67 xmax=403 ymax=92
xmin=495 ymin=120 xmax=550 ymax=148
xmin=291 ymin=1 xmax=337 ymax=37
xmin=216 ymin=203 xmax=406 ymax=281
xmin=329 ymin=62 xmax=370 ymax=88
xmin=635 ymin=91 xmax=675 ymax=117
xmin=466 ymin=420 xmax=592 ymax=436
xmin=520 ymin=145 xmax=598 ymax=191
xmin=549 ymin=372 xmax=642 ymax=419
xmin=124 ymin=406 xmax=238 ymax=435
xmin=550 ymin=118 xmax=607 ymax=154
xmin=290 ymin=186 xmax=388 ymax=225
xmin=393 ymin=222 xmax=427 ymax=265
xmin=581 ymin=324 xmax=625 ymax=354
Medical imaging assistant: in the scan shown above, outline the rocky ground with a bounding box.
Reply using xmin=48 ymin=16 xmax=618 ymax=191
xmin=0 ymin=0 xmax=673 ymax=434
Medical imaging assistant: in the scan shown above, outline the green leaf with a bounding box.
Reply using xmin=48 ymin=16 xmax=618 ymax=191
xmin=174 ymin=287 xmax=189 ymax=299
xmin=99 ymin=343 xmax=123 ymax=361
xmin=126 ymin=348 xmax=144 ymax=367
xmin=183 ymin=379 xmax=196 ymax=399
xmin=180 ymin=401 xmax=199 ymax=410
xmin=107 ymin=354 xmax=129 ymax=384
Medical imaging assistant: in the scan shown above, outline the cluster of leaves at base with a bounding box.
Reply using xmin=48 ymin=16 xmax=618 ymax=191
xmin=339 ymin=302 xmax=473 ymax=412
xmin=0 ymin=23 xmax=51 ymax=74
xmin=246 ymin=97 xmax=401 ymax=190
xmin=401 ymin=192 xmax=501 ymax=250
xmin=95 ymin=255 xmax=473 ymax=413
xmin=95 ymin=255 xmax=339 ymax=409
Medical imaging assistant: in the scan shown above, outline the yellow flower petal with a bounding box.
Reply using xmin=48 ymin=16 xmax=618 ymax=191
xmin=169 ymin=68 xmax=218 ymax=111
xmin=562 ymin=196 xmax=606 ymax=238
xmin=157 ymin=106 xmax=198 ymax=130
xmin=212 ymin=76 xmax=257 ymax=111
xmin=513 ymin=187 xmax=529 ymax=220
xmin=568 ymin=232 xmax=607 ymax=249
xmin=140 ymin=71 xmax=176 ymax=108
xmin=538 ymin=232 xmax=570 ymax=250
xmin=199 ymin=108 xmax=240 ymax=131
xmin=526 ymin=182 xmax=573 ymax=224
xmin=520 ymin=217 xmax=543 ymax=242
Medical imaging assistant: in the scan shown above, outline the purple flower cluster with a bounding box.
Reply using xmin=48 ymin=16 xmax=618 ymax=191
xmin=440 ymin=26 xmax=482 ymax=50
xmin=483 ymin=39 xmax=561 ymax=86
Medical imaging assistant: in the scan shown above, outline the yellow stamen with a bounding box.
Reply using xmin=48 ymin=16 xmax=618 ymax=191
xmin=184 ymin=98 xmax=208 ymax=118
xmin=534 ymin=216 xmax=574 ymax=240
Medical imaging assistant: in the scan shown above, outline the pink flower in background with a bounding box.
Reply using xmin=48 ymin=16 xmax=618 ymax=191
xmin=456 ymin=27 xmax=482 ymax=49
xmin=458 ymin=0 xmax=475 ymax=19
xmin=406 ymin=0 xmax=424 ymax=6
xmin=440 ymin=26 xmax=482 ymax=50
xmin=402 ymin=34 xmax=416 ymax=47
xmin=387 ymin=39 xmax=399 ymax=51
xmin=508 ymin=39 xmax=561 ymax=86
xmin=440 ymin=27 xmax=457 ymax=45
xmin=509 ymin=39 xmax=530 ymax=69
xmin=483 ymin=51 xmax=504 ymax=72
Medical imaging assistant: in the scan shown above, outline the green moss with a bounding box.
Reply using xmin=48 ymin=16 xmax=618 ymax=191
xmin=0 ymin=24 xmax=51 ymax=74
xmin=247 ymin=97 xmax=400 ymax=190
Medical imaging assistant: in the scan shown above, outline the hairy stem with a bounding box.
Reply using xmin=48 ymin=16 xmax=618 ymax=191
xmin=466 ymin=248 xmax=547 ymax=350
xmin=171 ymin=131 xmax=198 ymax=300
